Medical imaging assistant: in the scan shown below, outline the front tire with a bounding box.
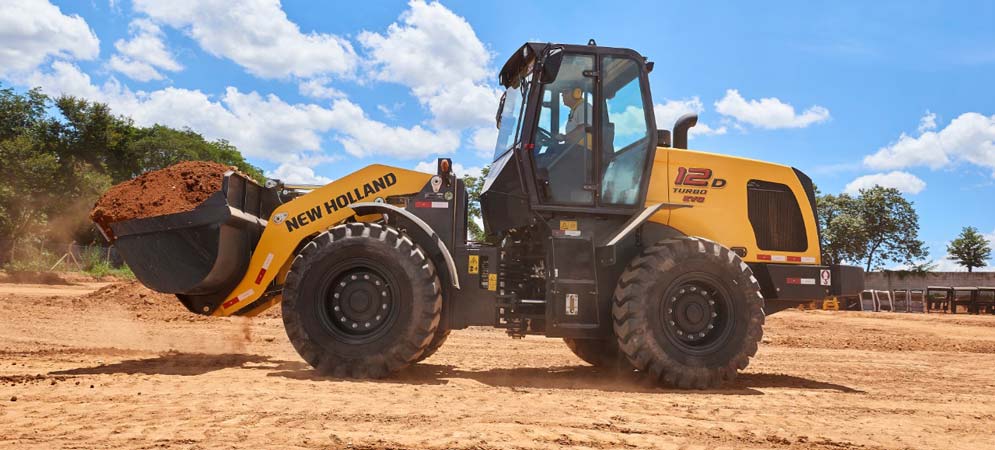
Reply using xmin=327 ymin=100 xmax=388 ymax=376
xmin=282 ymin=223 xmax=442 ymax=378
xmin=612 ymin=237 xmax=764 ymax=389
xmin=414 ymin=328 xmax=451 ymax=362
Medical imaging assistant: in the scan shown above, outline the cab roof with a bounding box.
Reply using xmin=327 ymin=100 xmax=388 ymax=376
xmin=498 ymin=42 xmax=649 ymax=88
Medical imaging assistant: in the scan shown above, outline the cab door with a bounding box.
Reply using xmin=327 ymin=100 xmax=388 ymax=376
xmin=530 ymin=53 xmax=597 ymax=205
xmin=599 ymin=55 xmax=655 ymax=208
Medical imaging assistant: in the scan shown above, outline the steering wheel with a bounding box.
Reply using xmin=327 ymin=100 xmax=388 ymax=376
xmin=534 ymin=127 xmax=554 ymax=148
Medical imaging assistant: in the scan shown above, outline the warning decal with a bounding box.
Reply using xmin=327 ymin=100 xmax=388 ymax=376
xmin=820 ymin=269 xmax=832 ymax=286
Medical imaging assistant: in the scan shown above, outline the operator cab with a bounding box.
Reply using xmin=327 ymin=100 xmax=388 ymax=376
xmin=481 ymin=42 xmax=659 ymax=236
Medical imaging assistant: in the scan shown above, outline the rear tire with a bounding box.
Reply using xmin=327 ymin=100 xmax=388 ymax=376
xmin=282 ymin=223 xmax=442 ymax=378
xmin=612 ymin=237 xmax=764 ymax=389
xmin=563 ymin=338 xmax=630 ymax=370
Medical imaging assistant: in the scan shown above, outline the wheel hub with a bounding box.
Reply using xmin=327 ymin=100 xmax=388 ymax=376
xmin=328 ymin=271 xmax=391 ymax=335
xmin=664 ymin=284 xmax=718 ymax=343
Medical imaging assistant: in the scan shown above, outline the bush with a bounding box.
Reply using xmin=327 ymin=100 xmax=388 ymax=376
xmin=78 ymin=246 xmax=133 ymax=278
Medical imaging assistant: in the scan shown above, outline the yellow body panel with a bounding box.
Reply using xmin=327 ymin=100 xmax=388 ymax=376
xmin=645 ymin=148 xmax=821 ymax=265
xmin=213 ymin=164 xmax=431 ymax=316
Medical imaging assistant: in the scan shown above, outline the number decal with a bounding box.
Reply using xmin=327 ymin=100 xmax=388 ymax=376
xmin=675 ymin=167 xmax=725 ymax=188
xmin=675 ymin=167 xmax=713 ymax=187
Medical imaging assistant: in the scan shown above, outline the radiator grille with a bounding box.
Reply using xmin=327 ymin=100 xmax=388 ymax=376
xmin=747 ymin=180 xmax=807 ymax=252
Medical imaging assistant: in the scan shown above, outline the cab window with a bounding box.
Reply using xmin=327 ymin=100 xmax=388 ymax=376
xmin=532 ymin=54 xmax=595 ymax=205
xmin=600 ymin=56 xmax=651 ymax=206
xmin=493 ymin=72 xmax=532 ymax=160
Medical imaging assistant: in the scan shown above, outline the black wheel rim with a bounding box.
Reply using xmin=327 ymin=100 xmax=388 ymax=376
xmin=657 ymin=272 xmax=736 ymax=355
xmin=316 ymin=258 xmax=400 ymax=344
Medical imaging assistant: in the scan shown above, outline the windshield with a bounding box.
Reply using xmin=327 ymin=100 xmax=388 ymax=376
xmin=492 ymin=73 xmax=532 ymax=161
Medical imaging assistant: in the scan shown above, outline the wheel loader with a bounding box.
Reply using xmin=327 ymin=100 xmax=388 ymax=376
xmin=96 ymin=42 xmax=864 ymax=389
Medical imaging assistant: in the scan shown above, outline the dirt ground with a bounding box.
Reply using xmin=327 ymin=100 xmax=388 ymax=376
xmin=2 ymin=282 xmax=995 ymax=449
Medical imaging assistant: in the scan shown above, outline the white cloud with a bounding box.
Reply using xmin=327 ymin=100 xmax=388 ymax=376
xmin=331 ymin=99 xmax=459 ymax=158
xmin=107 ymin=19 xmax=182 ymax=82
xmin=359 ymin=0 xmax=499 ymax=129
xmin=714 ymin=89 xmax=830 ymax=129
xmin=131 ymin=0 xmax=357 ymax=79
xmin=864 ymin=112 xmax=995 ymax=175
xmin=470 ymin=127 xmax=498 ymax=157
xmin=422 ymin=79 xmax=502 ymax=129
xmin=918 ymin=110 xmax=937 ymax=134
xmin=414 ymin=160 xmax=482 ymax=179
xmin=653 ymin=97 xmax=727 ymax=138
xmin=27 ymin=61 xmax=457 ymax=162
xmin=298 ymin=77 xmax=346 ymax=100
xmin=266 ymin=163 xmax=333 ymax=185
xmin=843 ymin=171 xmax=926 ymax=195
xmin=376 ymin=102 xmax=404 ymax=119
xmin=0 ymin=0 xmax=100 ymax=76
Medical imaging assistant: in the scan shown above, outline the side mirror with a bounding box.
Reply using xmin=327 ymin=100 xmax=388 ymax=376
xmin=673 ymin=113 xmax=698 ymax=149
xmin=540 ymin=48 xmax=564 ymax=84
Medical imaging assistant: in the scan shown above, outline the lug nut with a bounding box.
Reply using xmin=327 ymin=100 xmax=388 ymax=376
xmin=351 ymin=323 xmax=358 ymax=328
xmin=364 ymin=274 xmax=370 ymax=280
xmin=711 ymin=312 xmax=717 ymax=318
xmin=364 ymin=322 xmax=371 ymax=328
xmin=708 ymin=300 xmax=715 ymax=306
xmin=333 ymin=306 xmax=340 ymax=311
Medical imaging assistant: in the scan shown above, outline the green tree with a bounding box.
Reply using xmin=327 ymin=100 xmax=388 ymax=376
xmin=816 ymin=186 xmax=928 ymax=271
xmin=947 ymin=226 xmax=991 ymax=272
xmin=856 ymin=186 xmax=927 ymax=271
xmin=0 ymin=86 xmax=47 ymax=141
xmin=0 ymin=84 xmax=263 ymax=252
xmin=816 ymin=191 xmax=865 ymax=266
xmin=462 ymin=165 xmax=490 ymax=241
xmin=122 ymin=126 xmax=263 ymax=182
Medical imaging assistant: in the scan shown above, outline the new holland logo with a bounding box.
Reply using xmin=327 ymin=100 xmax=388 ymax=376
xmin=271 ymin=212 xmax=288 ymax=224
xmin=283 ymin=173 xmax=397 ymax=232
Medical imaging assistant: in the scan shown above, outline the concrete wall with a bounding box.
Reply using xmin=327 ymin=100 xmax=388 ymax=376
xmin=864 ymin=272 xmax=995 ymax=291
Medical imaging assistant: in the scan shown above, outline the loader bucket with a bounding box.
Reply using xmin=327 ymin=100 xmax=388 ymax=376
xmin=105 ymin=172 xmax=279 ymax=314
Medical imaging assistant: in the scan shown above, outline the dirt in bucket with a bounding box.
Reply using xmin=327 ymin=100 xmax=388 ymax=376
xmin=89 ymin=161 xmax=236 ymax=228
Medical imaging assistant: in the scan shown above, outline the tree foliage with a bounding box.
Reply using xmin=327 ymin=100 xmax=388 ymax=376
xmin=817 ymin=186 xmax=928 ymax=271
xmin=946 ymin=226 xmax=991 ymax=272
xmin=0 ymin=84 xmax=262 ymax=249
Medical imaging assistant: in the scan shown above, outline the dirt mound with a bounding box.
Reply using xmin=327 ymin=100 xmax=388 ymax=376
xmin=89 ymin=161 xmax=236 ymax=228
xmin=75 ymin=281 xmax=202 ymax=322
xmin=73 ymin=281 xmax=281 ymax=321
xmin=0 ymin=271 xmax=72 ymax=285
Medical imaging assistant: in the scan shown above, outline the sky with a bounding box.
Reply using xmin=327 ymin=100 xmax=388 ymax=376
xmin=1 ymin=0 xmax=993 ymax=270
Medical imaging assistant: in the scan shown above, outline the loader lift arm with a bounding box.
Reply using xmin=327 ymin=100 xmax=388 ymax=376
xmin=214 ymin=165 xmax=434 ymax=317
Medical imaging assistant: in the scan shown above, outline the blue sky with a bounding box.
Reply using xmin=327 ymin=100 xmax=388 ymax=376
xmin=1 ymin=0 xmax=993 ymax=269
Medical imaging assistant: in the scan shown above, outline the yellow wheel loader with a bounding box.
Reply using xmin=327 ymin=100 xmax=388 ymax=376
xmin=97 ymin=42 xmax=864 ymax=388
